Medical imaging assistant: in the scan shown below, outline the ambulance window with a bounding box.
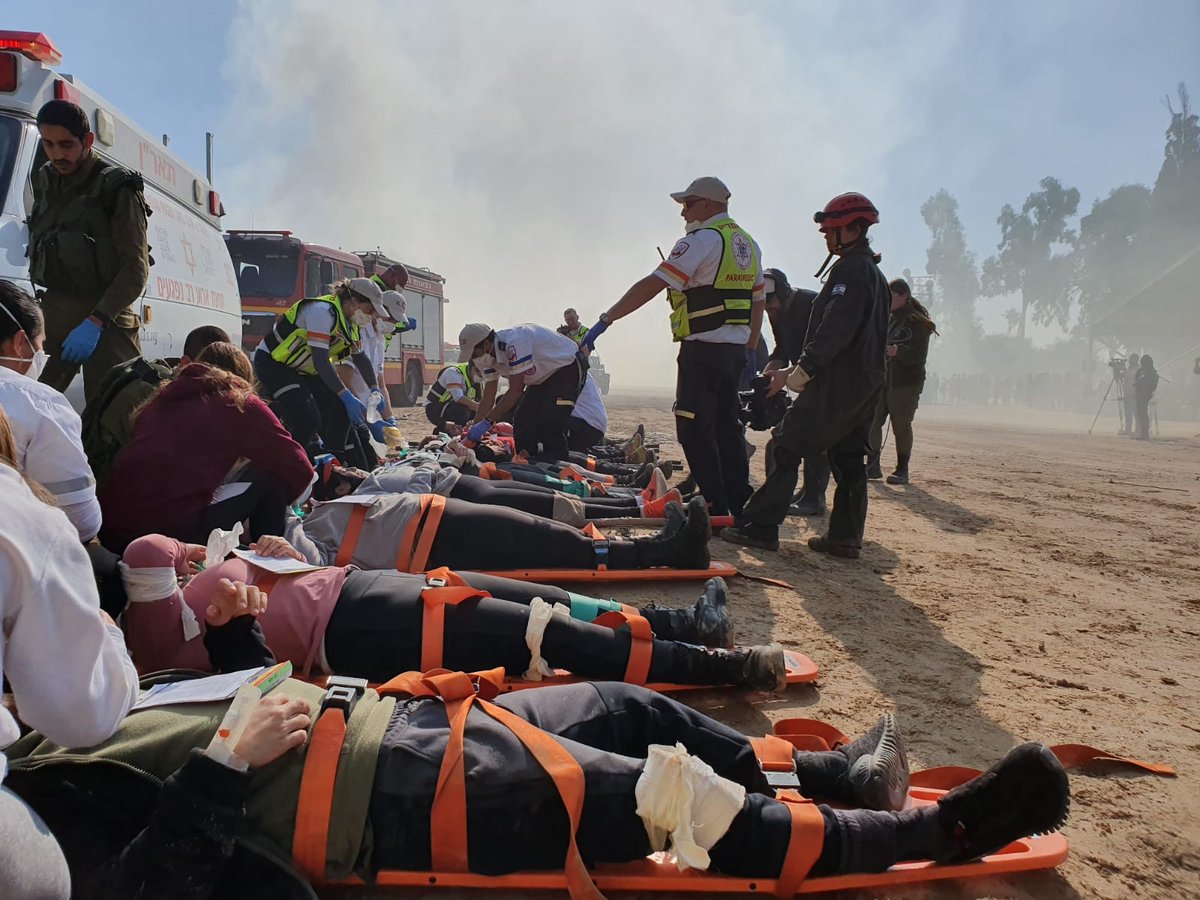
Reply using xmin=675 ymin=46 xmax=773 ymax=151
xmin=0 ymin=116 xmax=22 ymax=214
xmin=304 ymin=256 xmax=322 ymax=296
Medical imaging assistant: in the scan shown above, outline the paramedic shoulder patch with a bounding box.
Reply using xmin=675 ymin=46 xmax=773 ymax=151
xmin=831 ymin=284 xmax=846 ymax=296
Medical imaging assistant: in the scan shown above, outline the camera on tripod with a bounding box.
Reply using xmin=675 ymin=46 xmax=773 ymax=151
xmin=738 ymin=375 xmax=790 ymax=431
xmin=1108 ymin=358 xmax=1127 ymax=375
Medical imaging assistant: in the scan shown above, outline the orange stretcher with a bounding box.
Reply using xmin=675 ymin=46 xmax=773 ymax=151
xmin=296 ymin=672 xmax=1168 ymax=898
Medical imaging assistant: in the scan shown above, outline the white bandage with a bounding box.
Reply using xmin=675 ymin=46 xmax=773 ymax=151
xmin=634 ymin=742 xmax=746 ymax=872
xmin=785 ymin=366 xmax=813 ymax=393
xmin=118 ymin=562 xmax=201 ymax=641
xmin=206 ymin=523 xmax=243 ymax=566
xmin=523 ymin=597 xmax=569 ymax=681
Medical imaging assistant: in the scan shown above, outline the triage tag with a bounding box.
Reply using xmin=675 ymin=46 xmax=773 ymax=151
xmin=204 ymin=683 xmax=261 ymax=772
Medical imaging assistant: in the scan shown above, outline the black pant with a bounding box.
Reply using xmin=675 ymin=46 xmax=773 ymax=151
xmin=325 ymin=571 xmax=736 ymax=685
xmin=254 ymin=351 xmax=366 ymax=468
xmin=1135 ymin=394 xmax=1152 ymax=439
xmin=426 ymin=398 xmax=474 ymax=430
xmin=448 ymin=475 xmax=638 ymax=519
xmin=797 ymin=453 xmax=831 ymax=505
xmin=370 ymin=682 xmax=837 ymax=877
xmin=514 ymin=358 xmax=587 ymax=462
xmin=180 ymin=468 xmax=289 ymax=546
xmin=566 ymin=416 xmax=605 ymax=453
xmin=674 ymin=341 xmax=751 ymax=516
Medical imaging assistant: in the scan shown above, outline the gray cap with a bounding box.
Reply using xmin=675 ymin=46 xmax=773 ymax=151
xmin=348 ymin=277 xmax=388 ymax=319
xmin=458 ymin=322 xmax=494 ymax=362
xmin=669 ymin=176 xmax=731 ymax=204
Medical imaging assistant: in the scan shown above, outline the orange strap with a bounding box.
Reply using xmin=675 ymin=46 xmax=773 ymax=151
xmin=334 ymin=503 xmax=369 ymax=567
xmin=411 ymin=494 xmax=447 ymax=573
xmin=585 ymin=456 xmax=597 ymax=471
xmin=293 ymin=706 xmax=348 ymax=882
xmin=772 ymin=790 xmax=826 ymax=898
xmin=749 ymin=735 xmax=797 ymax=773
xmin=592 ymin=610 xmax=652 ymax=684
xmin=420 ymin=577 xmax=491 ymax=672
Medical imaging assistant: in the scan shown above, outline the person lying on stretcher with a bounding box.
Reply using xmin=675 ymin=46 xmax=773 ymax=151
xmin=4 ymin=576 xmax=1071 ymax=900
xmin=120 ymin=531 xmax=788 ymax=689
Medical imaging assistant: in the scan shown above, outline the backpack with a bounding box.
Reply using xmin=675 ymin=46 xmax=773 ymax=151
xmin=82 ymin=356 xmax=174 ymax=486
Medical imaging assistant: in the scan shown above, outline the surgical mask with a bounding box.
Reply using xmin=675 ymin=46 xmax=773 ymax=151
xmin=351 ymin=310 xmax=373 ymax=328
xmin=684 ymin=219 xmax=704 ymax=234
xmin=0 ymin=349 xmax=48 ymax=380
xmin=474 ymin=353 xmax=495 ymax=371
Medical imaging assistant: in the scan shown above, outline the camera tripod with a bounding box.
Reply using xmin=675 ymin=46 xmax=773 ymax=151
xmin=1088 ymin=367 xmax=1128 ymax=436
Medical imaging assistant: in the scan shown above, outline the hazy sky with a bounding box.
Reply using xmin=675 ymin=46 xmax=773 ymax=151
xmin=9 ymin=0 xmax=1199 ymax=385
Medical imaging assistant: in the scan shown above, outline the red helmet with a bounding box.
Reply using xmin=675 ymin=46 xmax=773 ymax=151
xmin=813 ymin=193 xmax=880 ymax=231
xmin=381 ymin=264 xmax=410 ymax=291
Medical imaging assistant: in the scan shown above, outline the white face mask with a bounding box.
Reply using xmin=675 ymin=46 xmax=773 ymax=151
xmin=474 ymin=353 xmax=495 ymax=371
xmin=351 ymin=310 xmax=373 ymax=328
xmin=0 ymin=344 xmax=49 ymax=381
xmin=684 ymin=219 xmax=704 ymax=234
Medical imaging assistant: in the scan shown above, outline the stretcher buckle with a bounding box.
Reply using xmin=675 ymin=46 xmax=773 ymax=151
xmin=320 ymin=674 xmax=368 ymax=718
xmin=765 ymin=769 xmax=802 ymax=790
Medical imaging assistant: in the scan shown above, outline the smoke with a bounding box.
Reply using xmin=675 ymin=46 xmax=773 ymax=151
xmin=217 ymin=0 xmax=958 ymax=386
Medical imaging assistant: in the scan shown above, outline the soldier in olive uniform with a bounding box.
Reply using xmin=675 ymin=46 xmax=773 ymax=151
xmin=28 ymin=100 xmax=151 ymax=402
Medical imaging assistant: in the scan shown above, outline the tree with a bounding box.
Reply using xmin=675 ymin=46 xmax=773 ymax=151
xmin=981 ymin=177 xmax=1080 ymax=339
xmin=1070 ymin=184 xmax=1153 ymax=332
xmin=920 ymin=189 xmax=981 ymax=340
xmin=1149 ymin=82 xmax=1200 ymax=261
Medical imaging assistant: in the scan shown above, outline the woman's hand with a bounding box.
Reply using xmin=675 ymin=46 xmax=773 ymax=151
xmin=248 ymin=535 xmax=305 ymax=561
xmin=184 ymin=544 xmax=207 ymax=573
xmin=233 ymin=694 xmax=311 ymax=768
xmin=205 ymin=578 xmax=269 ymax=627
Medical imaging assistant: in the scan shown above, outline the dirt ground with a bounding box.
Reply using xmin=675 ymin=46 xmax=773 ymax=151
xmin=384 ymin=393 xmax=1200 ymax=900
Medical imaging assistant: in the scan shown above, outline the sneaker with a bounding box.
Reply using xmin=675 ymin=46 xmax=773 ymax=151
xmin=642 ymin=490 xmax=684 ymax=518
xmin=720 ymin=523 xmax=780 ymax=552
xmin=842 ymin=714 xmax=910 ymax=812
xmin=934 ymin=743 xmax=1070 ymax=863
xmin=740 ymin=643 xmax=788 ymax=691
xmin=807 ymin=535 xmax=860 ymax=559
xmin=886 ymin=468 xmax=909 ymax=485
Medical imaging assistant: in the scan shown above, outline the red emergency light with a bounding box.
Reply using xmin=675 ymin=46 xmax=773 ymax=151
xmin=53 ymin=79 xmax=79 ymax=103
xmin=0 ymin=31 xmax=63 ymax=66
xmin=208 ymin=190 xmax=224 ymax=217
xmin=0 ymin=53 xmax=16 ymax=93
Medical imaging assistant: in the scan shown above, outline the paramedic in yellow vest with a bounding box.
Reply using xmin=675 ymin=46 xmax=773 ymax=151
xmin=425 ymin=361 xmax=480 ymax=430
xmin=253 ymin=277 xmax=389 ymax=469
xmin=28 ymin=100 xmax=151 ymax=403
xmin=584 ymin=176 xmax=765 ymax=517
xmin=557 ymin=308 xmax=589 ymax=344
xmin=370 ymin=263 xmax=419 ymax=339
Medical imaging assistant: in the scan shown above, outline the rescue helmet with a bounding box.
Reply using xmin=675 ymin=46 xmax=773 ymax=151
xmin=380 ymin=264 xmax=410 ymax=291
xmin=813 ymin=193 xmax=880 ymax=232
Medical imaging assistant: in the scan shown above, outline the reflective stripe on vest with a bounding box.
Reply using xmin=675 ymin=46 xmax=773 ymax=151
xmin=668 ymin=215 xmax=758 ymax=341
xmin=426 ymin=362 xmax=479 ymax=405
xmin=558 ymin=324 xmax=589 ymax=345
xmin=264 ymin=295 xmax=360 ymax=375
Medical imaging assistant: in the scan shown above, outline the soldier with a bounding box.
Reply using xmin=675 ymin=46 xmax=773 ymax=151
xmin=28 ymin=100 xmax=151 ymax=402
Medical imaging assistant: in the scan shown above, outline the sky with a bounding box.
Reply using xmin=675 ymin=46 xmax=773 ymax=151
xmin=7 ymin=0 xmax=1199 ymax=386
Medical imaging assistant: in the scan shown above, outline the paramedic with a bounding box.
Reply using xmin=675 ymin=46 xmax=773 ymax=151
xmin=558 ymin=307 xmax=589 ymax=344
xmin=425 ymin=361 xmax=481 ymax=430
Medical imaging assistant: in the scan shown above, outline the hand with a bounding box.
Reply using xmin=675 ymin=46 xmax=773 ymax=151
xmin=785 ymin=365 xmax=813 ymax=394
xmin=765 ymin=368 xmax=790 ymax=397
xmin=184 ymin=544 xmax=207 ymax=573
xmin=466 ymin=419 xmax=491 ymax=443
xmin=205 ymin=578 xmax=269 ymax=627
xmin=886 ymin=345 xmax=898 ymax=358
xmin=232 ymin=694 xmax=311 ymax=769
xmin=339 ymin=389 xmax=367 ymax=425
xmin=368 ymin=419 xmax=389 ymax=443
xmin=582 ymin=319 xmax=609 ymax=350
xmin=248 ymin=536 xmax=305 ymax=562
xmin=374 ymin=392 xmax=388 ymax=415
xmin=406 ymin=316 xmax=417 ymax=332
xmin=61 ymin=317 xmax=103 ymax=363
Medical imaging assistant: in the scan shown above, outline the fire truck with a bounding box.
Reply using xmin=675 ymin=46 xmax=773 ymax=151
xmin=225 ymin=231 xmax=446 ymax=405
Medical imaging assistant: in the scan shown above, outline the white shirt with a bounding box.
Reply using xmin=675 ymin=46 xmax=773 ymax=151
xmin=0 ymin=366 xmax=102 ymax=541
xmin=338 ymin=319 xmax=386 ymax=404
xmin=573 ymin=373 xmax=608 ymax=433
xmin=653 ymin=214 xmax=766 ymax=345
xmin=487 ymin=324 xmax=581 ymax=387
xmin=0 ymin=465 xmax=139 ymax=781
xmin=437 ymin=365 xmax=470 ymax=401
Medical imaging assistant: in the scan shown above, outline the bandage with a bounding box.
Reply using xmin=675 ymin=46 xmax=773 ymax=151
xmin=523 ymin=597 xmax=569 ymax=681
xmin=552 ymin=493 xmax=587 ymax=527
xmin=634 ymin=742 xmax=747 ymax=872
xmin=785 ymin=366 xmax=813 ymax=393
xmin=206 ymin=523 xmax=243 ymax=567
xmin=118 ymin=562 xmax=200 ymax=641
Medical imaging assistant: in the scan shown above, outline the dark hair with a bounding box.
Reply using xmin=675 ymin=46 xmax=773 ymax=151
xmin=1140 ymin=354 xmax=1155 ymax=369
xmin=183 ymin=325 xmax=232 ymax=360
xmin=0 ymin=280 xmax=44 ymax=343
xmin=36 ymin=100 xmax=91 ymax=142
xmin=889 ymin=278 xmax=911 ymax=296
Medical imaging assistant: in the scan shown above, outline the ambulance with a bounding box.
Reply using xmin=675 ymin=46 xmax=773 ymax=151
xmin=0 ymin=30 xmax=240 ymax=400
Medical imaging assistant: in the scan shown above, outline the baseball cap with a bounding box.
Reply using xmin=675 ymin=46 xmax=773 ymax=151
xmin=458 ymin=322 xmax=494 ymax=361
xmin=380 ymin=290 xmax=407 ymax=322
xmin=348 ymin=277 xmax=388 ymax=318
xmin=669 ymin=176 xmax=731 ymax=204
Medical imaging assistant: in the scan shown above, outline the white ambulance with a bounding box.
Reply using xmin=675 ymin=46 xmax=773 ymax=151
xmin=0 ymin=30 xmax=240 ymax=401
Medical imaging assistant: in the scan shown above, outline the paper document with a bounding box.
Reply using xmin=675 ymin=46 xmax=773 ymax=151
xmin=315 ymin=495 xmax=379 ymax=506
xmin=133 ymin=661 xmax=293 ymax=712
xmin=232 ymin=548 xmax=325 ymax=575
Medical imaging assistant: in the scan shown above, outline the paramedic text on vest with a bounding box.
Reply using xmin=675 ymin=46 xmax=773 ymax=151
xmin=583 ymin=176 xmax=765 ymax=517
xmin=29 ymin=101 xmax=151 ymax=403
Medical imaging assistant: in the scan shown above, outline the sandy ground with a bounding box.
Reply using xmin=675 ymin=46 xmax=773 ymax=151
xmin=379 ymin=394 xmax=1200 ymax=900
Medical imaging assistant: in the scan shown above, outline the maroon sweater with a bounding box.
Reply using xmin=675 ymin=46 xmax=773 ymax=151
xmin=99 ymin=364 xmax=314 ymax=540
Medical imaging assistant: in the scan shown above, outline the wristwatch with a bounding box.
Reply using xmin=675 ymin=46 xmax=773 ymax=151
xmin=598 ymin=313 xmax=611 ymax=326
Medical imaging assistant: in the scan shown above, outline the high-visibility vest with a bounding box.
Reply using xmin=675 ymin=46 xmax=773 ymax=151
xmin=667 ymin=215 xmax=758 ymax=341
xmin=426 ymin=362 xmax=479 ymax=406
xmin=557 ymin=324 xmax=589 ymax=345
xmin=264 ymin=294 xmax=360 ymax=374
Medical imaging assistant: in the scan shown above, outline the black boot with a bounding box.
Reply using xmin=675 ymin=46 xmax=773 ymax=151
xmin=808 ymin=535 xmax=861 ymax=560
xmin=788 ymin=495 xmax=827 ymax=517
xmin=886 ymin=454 xmax=910 ymax=485
xmin=630 ymin=497 xmax=711 ymax=569
xmin=866 ymin=455 xmax=883 ymax=480
xmin=663 ymin=642 xmax=787 ymax=690
xmin=677 ymin=472 xmax=697 ymax=495
xmin=791 ymin=714 xmax=909 ymax=811
xmin=641 ymin=577 xmax=733 ymax=647
xmin=615 ymin=462 xmax=656 ymax=489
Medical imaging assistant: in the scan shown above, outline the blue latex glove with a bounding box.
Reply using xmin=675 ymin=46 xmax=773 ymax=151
xmin=374 ymin=392 xmax=388 ymax=415
xmin=466 ymin=419 xmax=491 ymax=443
xmin=582 ymin=319 xmax=608 ymax=350
xmin=368 ymin=419 xmax=389 ymax=443
xmin=406 ymin=316 xmax=417 ymax=332
xmin=339 ymin=389 xmax=367 ymax=425
xmin=61 ymin=317 xmax=103 ymax=363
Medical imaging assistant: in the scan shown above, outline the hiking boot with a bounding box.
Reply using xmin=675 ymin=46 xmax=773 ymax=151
xmin=677 ymin=472 xmax=697 ymax=495
xmin=656 ymin=460 xmax=676 ymax=479
xmin=641 ymin=577 xmax=733 ymax=648
xmin=739 ymin=643 xmax=788 ymax=691
xmin=617 ymin=463 xmax=656 ymax=489
xmin=788 ymin=495 xmax=827 ymax=517
xmin=720 ymin=523 xmax=780 ymax=552
xmin=642 ymin=489 xmax=684 ymax=518
xmin=808 ymin=535 xmax=860 ymax=559
xmin=934 ymin=743 xmax=1070 ymax=863
xmin=866 ymin=455 xmax=883 ymax=480
xmin=634 ymin=497 xmax=711 ymax=569
xmin=844 ymin=714 xmax=910 ymax=811
xmin=886 ymin=454 xmax=910 ymax=485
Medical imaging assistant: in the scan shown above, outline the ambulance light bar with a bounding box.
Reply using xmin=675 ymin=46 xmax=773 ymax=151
xmin=0 ymin=32 xmax=63 ymax=66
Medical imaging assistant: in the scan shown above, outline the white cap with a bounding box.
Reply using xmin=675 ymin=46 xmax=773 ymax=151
xmin=458 ymin=322 xmax=494 ymax=362
xmin=380 ymin=290 xmax=407 ymax=322
xmin=669 ymin=176 xmax=731 ymax=204
xmin=348 ymin=277 xmax=388 ymax=319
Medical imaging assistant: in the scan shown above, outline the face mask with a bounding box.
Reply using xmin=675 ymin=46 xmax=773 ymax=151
xmin=684 ymin=219 xmax=703 ymax=234
xmin=351 ymin=310 xmax=373 ymax=328
xmin=0 ymin=338 xmax=48 ymax=381
xmin=474 ymin=353 xmax=495 ymax=371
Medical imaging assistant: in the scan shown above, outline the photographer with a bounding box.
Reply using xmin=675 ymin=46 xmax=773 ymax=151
xmin=1134 ymin=354 xmax=1158 ymax=440
xmin=1120 ymin=353 xmax=1139 ymax=436
xmin=761 ymin=268 xmax=830 ymax=517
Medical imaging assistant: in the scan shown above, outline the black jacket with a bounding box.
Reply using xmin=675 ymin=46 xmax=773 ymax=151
xmin=768 ymin=289 xmax=818 ymax=366
xmin=885 ymin=302 xmax=933 ymax=388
